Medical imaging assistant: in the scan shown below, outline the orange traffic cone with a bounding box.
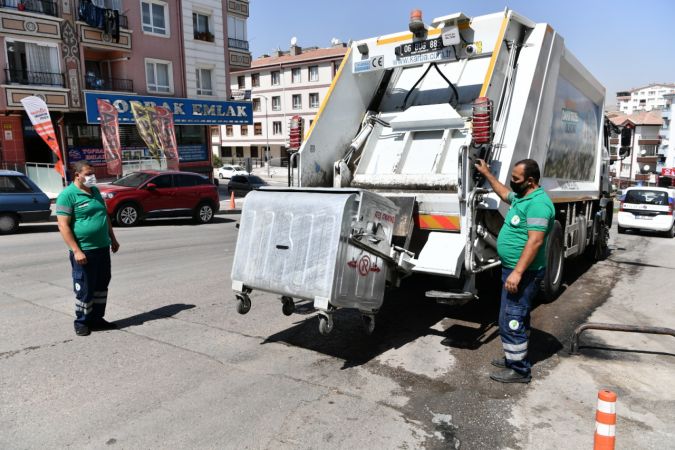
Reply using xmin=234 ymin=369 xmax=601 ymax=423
xmin=594 ymin=389 xmax=617 ymax=450
xmin=229 ymin=190 xmax=236 ymax=209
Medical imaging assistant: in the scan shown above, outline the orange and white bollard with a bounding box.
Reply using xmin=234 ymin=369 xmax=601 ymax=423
xmin=229 ymin=190 xmax=236 ymax=209
xmin=594 ymin=389 xmax=617 ymax=450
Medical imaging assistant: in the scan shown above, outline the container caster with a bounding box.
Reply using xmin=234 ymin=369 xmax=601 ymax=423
xmin=281 ymin=296 xmax=295 ymax=316
xmin=236 ymin=294 xmax=251 ymax=315
xmin=361 ymin=314 xmax=376 ymax=335
xmin=318 ymin=313 xmax=334 ymax=336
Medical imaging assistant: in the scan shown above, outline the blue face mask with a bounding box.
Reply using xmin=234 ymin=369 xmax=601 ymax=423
xmin=83 ymin=175 xmax=97 ymax=187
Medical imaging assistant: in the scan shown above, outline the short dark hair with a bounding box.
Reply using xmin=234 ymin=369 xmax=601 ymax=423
xmin=73 ymin=160 xmax=92 ymax=175
xmin=515 ymin=159 xmax=540 ymax=183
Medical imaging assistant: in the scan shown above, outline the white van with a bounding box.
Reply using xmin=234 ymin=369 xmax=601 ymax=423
xmin=618 ymin=187 xmax=675 ymax=237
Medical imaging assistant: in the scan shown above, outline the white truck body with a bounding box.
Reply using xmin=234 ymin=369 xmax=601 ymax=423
xmin=231 ymin=9 xmax=620 ymax=334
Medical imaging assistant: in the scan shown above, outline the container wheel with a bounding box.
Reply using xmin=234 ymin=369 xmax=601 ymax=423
xmin=318 ymin=314 xmax=334 ymax=335
xmin=281 ymin=296 xmax=295 ymax=316
xmin=236 ymin=294 xmax=251 ymax=315
xmin=361 ymin=314 xmax=376 ymax=335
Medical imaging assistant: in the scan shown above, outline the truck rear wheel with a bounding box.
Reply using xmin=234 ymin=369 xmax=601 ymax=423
xmin=541 ymin=221 xmax=564 ymax=301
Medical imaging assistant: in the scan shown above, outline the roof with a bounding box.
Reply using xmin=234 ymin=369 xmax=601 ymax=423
xmin=622 ymin=82 xmax=675 ymax=93
xmin=237 ymin=46 xmax=348 ymax=72
xmin=0 ymin=170 xmax=24 ymax=176
xmin=609 ymin=110 xmax=663 ymax=127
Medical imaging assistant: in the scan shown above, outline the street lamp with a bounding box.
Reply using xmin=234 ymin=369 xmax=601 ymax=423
xmin=256 ymin=94 xmax=271 ymax=177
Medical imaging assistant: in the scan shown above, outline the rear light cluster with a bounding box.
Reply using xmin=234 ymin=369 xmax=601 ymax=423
xmin=668 ymin=201 xmax=674 ymax=216
xmin=472 ymin=96 xmax=493 ymax=145
xmin=619 ymin=201 xmax=624 ymax=212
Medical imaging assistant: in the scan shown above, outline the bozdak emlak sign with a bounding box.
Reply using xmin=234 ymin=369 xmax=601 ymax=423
xmin=84 ymin=92 xmax=252 ymax=126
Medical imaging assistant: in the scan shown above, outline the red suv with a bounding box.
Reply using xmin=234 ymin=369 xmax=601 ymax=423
xmin=98 ymin=170 xmax=219 ymax=226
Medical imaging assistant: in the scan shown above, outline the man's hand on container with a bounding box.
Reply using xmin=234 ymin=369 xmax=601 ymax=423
xmin=474 ymin=159 xmax=490 ymax=175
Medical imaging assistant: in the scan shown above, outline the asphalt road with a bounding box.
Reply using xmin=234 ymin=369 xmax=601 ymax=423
xmin=1 ymin=216 xmax=673 ymax=449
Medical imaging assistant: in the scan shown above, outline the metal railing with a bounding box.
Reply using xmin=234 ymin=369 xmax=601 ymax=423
xmin=0 ymin=0 xmax=58 ymax=17
xmin=228 ymin=38 xmax=249 ymax=50
xmin=85 ymin=75 xmax=133 ymax=92
xmin=5 ymin=68 xmax=65 ymax=87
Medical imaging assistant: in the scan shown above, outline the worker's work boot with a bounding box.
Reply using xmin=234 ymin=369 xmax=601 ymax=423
xmin=491 ymin=358 xmax=507 ymax=369
xmin=489 ymin=368 xmax=531 ymax=384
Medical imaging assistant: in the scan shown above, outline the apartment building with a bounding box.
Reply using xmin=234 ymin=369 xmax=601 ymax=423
xmin=616 ymin=83 xmax=675 ymax=115
xmin=0 ymin=0 xmax=251 ymax=183
xmin=218 ymin=42 xmax=348 ymax=163
xmin=661 ymin=93 xmax=674 ymax=172
xmin=609 ymin=110 xmax=663 ymax=187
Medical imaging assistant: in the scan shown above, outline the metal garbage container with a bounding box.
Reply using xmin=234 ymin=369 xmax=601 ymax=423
xmin=231 ymin=187 xmax=399 ymax=334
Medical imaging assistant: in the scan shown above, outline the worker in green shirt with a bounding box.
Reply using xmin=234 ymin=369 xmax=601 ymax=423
xmin=56 ymin=161 xmax=120 ymax=336
xmin=475 ymin=158 xmax=554 ymax=383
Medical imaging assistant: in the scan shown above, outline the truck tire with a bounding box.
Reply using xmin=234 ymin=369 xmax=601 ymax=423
xmin=541 ymin=220 xmax=564 ymax=302
xmin=585 ymin=216 xmax=609 ymax=262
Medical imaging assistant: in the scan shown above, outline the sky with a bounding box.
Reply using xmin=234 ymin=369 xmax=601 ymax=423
xmin=248 ymin=0 xmax=675 ymax=107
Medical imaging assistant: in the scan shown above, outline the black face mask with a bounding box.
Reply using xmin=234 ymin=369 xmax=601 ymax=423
xmin=510 ymin=179 xmax=529 ymax=196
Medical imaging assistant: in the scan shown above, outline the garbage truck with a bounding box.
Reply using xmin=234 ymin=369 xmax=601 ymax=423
xmin=230 ymin=8 xmax=633 ymax=335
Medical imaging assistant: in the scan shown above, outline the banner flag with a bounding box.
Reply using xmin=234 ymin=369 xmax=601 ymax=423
xmin=97 ymin=99 xmax=123 ymax=176
xmin=130 ymin=101 xmax=162 ymax=162
xmin=154 ymin=106 xmax=180 ymax=171
xmin=20 ymin=96 xmax=65 ymax=178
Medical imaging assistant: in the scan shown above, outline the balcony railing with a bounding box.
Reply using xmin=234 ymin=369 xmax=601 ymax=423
xmin=85 ymin=75 xmax=133 ymax=92
xmin=0 ymin=0 xmax=58 ymax=17
xmin=5 ymin=68 xmax=64 ymax=87
xmin=228 ymin=38 xmax=249 ymax=50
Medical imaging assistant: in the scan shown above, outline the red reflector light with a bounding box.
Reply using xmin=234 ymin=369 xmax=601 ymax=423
xmin=472 ymin=97 xmax=492 ymax=145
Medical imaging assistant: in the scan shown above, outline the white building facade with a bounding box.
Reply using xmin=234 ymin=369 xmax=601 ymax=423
xmin=218 ymin=44 xmax=348 ymax=164
xmin=616 ymin=83 xmax=675 ymax=115
xmin=610 ymin=111 xmax=663 ymax=187
xmin=661 ymin=93 xmax=674 ymax=171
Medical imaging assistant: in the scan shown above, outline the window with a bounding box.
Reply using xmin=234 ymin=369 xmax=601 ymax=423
xmin=309 ymin=119 xmax=314 ymax=128
xmin=195 ymin=68 xmax=213 ymax=95
xmin=291 ymin=68 xmax=301 ymax=83
xmin=145 ymin=59 xmax=172 ymax=93
xmin=235 ymin=146 xmax=244 ymax=157
xmin=237 ymin=75 xmax=245 ymax=89
xmin=273 ymin=121 xmax=282 ymax=135
xmin=176 ymin=174 xmax=206 ymax=187
xmin=252 ymin=98 xmax=261 ymax=112
xmin=254 ymin=122 xmax=262 ymax=135
xmin=292 ymin=94 xmax=301 ymax=109
xmin=0 ymin=175 xmax=32 ymax=193
xmin=240 ymin=124 xmax=248 ymax=136
xmin=271 ymin=96 xmax=281 ymax=111
xmin=141 ymin=1 xmax=168 ymax=36
xmin=308 ymin=65 xmax=319 ymax=82
xmin=227 ymin=16 xmax=247 ymax=40
xmin=151 ymin=174 xmax=173 ymax=188
xmin=221 ymin=146 xmax=232 ymax=157
xmin=5 ymin=40 xmax=62 ymax=86
xmin=193 ymin=12 xmax=213 ymax=42
xmin=251 ymin=73 xmax=260 ymax=87
xmin=271 ymin=71 xmax=280 ymax=85
xmin=225 ymin=125 xmax=233 ymax=137
xmin=250 ymin=146 xmax=259 ymax=157
xmin=309 ymin=93 xmax=319 ymax=108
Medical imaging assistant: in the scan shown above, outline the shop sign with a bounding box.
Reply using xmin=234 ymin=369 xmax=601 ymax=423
xmin=84 ymin=92 xmax=252 ymax=126
xmin=662 ymin=167 xmax=675 ymax=177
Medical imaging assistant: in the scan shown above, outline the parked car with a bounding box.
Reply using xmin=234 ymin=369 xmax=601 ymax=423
xmin=227 ymin=175 xmax=268 ymax=196
xmin=98 ymin=170 xmax=219 ymax=226
xmin=217 ymin=164 xmax=249 ymax=179
xmin=0 ymin=170 xmax=52 ymax=234
xmin=618 ymin=186 xmax=675 ymax=237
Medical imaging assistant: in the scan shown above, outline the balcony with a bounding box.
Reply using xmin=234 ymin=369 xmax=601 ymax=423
xmin=85 ymin=75 xmax=133 ymax=92
xmin=637 ymin=156 xmax=658 ymax=164
xmin=228 ymin=38 xmax=249 ymax=50
xmin=0 ymin=0 xmax=58 ymax=17
xmin=638 ymin=138 xmax=661 ymax=146
xmin=5 ymin=68 xmax=64 ymax=87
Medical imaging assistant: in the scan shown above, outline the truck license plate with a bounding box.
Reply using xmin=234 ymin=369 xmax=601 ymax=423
xmin=396 ymin=37 xmax=444 ymax=57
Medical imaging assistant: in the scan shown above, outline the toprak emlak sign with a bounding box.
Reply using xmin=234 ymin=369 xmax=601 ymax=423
xmin=662 ymin=168 xmax=675 ymax=177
